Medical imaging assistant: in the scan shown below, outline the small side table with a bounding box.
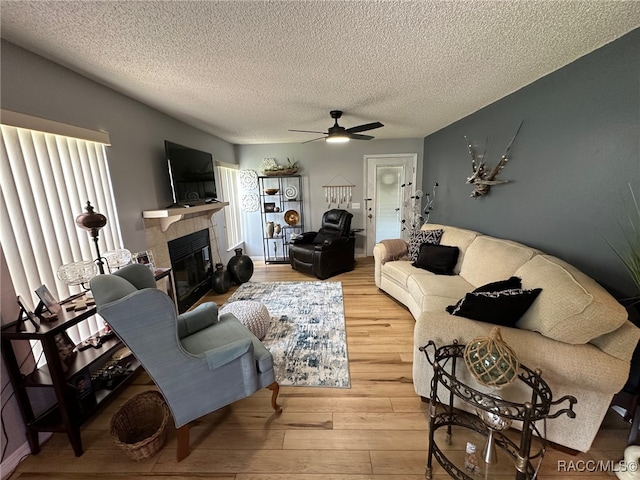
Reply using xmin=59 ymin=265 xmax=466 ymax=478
xmin=420 ymin=340 xmax=577 ymax=480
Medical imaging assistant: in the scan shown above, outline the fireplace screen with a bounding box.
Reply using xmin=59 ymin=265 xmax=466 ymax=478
xmin=168 ymin=229 xmax=212 ymax=313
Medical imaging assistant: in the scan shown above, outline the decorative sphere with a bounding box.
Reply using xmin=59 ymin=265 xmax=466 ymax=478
xmin=476 ymin=395 xmax=513 ymax=431
xmin=464 ymin=327 xmax=520 ymax=388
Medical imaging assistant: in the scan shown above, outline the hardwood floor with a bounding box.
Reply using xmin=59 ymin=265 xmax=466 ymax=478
xmin=8 ymin=257 xmax=632 ymax=479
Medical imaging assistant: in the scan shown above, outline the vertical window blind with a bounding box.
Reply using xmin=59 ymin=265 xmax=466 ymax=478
xmin=217 ymin=163 xmax=243 ymax=250
xmin=0 ymin=124 xmax=122 ymax=344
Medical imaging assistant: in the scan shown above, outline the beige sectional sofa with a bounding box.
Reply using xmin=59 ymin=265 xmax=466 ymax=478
xmin=373 ymin=223 xmax=640 ymax=452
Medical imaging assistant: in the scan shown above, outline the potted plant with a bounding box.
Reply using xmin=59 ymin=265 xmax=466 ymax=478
xmin=605 ymin=183 xmax=640 ymax=309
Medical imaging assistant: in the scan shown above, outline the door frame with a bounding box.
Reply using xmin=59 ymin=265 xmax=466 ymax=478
xmin=363 ymin=153 xmax=417 ymax=256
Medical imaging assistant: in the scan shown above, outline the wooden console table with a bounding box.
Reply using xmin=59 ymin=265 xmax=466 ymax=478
xmin=1 ymin=268 xmax=173 ymax=457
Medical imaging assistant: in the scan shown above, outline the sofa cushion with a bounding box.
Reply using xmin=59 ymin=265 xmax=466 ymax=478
xmin=447 ymin=288 xmax=542 ymax=327
xmin=516 ymin=255 xmax=628 ymax=344
xmin=460 ymin=236 xmax=537 ymax=286
xmin=413 ymin=243 xmax=459 ymax=275
xmin=407 ymin=271 xmax=474 ymax=310
xmin=381 ymin=260 xmax=421 ymax=288
xmin=408 ymin=228 xmax=443 ymax=262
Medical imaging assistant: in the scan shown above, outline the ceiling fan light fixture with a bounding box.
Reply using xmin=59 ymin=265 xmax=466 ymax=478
xmin=326 ymin=134 xmax=350 ymax=143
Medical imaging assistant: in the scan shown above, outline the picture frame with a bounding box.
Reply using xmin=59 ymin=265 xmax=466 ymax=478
xmin=132 ymin=250 xmax=155 ymax=268
xmin=34 ymin=284 xmax=61 ymax=317
xmin=69 ymin=369 xmax=96 ymax=415
xmin=70 ymin=370 xmax=93 ymax=400
xmin=54 ymin=331 xmax=77 ymax=372
xmin=16 ymin=295 xmax=40 ymax=332
xmin=264 ymin=202 xmax=276 ymax=213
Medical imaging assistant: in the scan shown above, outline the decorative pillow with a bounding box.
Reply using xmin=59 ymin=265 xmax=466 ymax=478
xmin=472 ymin=276 xmax=522 ymax=293
xmin=446 ymin=276 xmax=522 ymax=313
xmin=413 ymin=243 xmax=459 ymax=275
xmin=448 ymin=288 xmax=543 ymax=327
xmin=408 ymin=228 xmax=443 ymax=262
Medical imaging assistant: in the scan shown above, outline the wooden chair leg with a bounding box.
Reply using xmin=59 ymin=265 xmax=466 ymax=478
xmin=176 ymin=424 xmax=190 ymax=462
xmin=267 ymin=381 xmax=282 ymax=413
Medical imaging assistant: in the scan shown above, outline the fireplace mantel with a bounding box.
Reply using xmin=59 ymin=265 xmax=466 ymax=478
xmin=143 ymin=202 xmax=229 ymax=232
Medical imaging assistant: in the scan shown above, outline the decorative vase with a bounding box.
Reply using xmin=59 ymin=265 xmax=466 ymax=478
xmin=274 ymin=223 xmax=282 ymax=236
xmin=227 ymin=248 xmax=254 ymax=285
xmin=211 ymin=263 xmax=231 ymax=294
xmin=266 ymin=221 xmax=274 ymax=238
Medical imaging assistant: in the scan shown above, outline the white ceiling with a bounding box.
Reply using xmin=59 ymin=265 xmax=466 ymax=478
xmin=1 ymin=1 xmax=639 ymax=145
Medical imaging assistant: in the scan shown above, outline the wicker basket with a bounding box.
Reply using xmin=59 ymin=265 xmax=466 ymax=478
xmin=110 ymin=390 xmax=169 ymax=461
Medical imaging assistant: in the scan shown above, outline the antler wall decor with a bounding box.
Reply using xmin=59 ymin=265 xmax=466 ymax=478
xmin=464 ymin=120 xmax=524 ymax=198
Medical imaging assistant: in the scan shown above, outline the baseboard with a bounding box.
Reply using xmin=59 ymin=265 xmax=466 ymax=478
xmin=1 ymin=440 xmax=31 ymax=480
xmin=1 ymin=433 xmax=51 ymax=480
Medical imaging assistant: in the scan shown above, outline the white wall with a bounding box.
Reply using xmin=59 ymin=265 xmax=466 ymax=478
xmin=237 ymin=138 xmax=425 ymax=258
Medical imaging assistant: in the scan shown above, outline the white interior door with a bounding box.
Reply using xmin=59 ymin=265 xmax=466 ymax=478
xmin=364 ymin=154 xmax=417 ymax=255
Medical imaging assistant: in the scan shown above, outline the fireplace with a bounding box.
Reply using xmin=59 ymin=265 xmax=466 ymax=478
xmin=168 ymin=229 xmax=212 ymax=313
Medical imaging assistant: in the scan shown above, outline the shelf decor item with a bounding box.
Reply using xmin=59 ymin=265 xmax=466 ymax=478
xmin=264 ymin=188 xmax=279 ymax=195
xmin=103 ymin=249 xmax=132 ymax=272
xmin=227 ymin=248 xmax=254 ymax=284
xmin=211 ymin=263 xmax=231 ymax=294
xmin=266 ymin=221 xmax=275 ymax=238
xmin=284 ymin=184 xmax=298 ymax=200
xmin=57 ymin=260 xmax=98 ymax=290
xmin=284 ymin=209 xmax=300 ymax=226
xmin=475 ymin=395 xmax=513 ymax=464
xmin=261 ymin=157 xmax=299 ymax=176
xmin=463 ymin=326 xmax=520 ymax=388
xmin=110 ymin=390 xmax=169 ymax=461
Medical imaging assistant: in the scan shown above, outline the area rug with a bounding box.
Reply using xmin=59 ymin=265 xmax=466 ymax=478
xmin=225 ymin=281 xmax=350 ymax=388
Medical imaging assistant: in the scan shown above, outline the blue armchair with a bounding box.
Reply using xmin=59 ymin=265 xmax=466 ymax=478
xmin=90 ymin=264 xmax=281 ymax=461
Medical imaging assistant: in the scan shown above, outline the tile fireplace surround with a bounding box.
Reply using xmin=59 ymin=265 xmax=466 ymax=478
xmin=143 ymin=210 xmax=222 ymax=272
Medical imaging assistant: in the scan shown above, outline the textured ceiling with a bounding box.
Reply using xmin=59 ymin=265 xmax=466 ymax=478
xmin=1 ymin=1 xmax=639 ymax=145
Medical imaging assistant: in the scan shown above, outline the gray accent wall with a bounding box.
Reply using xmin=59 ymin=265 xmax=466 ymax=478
xmin=423 ymin=28 xmax=640 ymax=297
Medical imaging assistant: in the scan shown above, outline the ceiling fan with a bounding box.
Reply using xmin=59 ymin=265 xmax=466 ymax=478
xmin=289 ymin=110 xmax=384 ymax=144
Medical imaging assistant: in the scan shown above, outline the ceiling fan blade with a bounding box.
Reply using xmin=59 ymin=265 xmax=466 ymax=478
xmin=301 ymin=136 xmax=327 ymax=144
xmin=345 ymin=122 xmax=384 ymax=134
xmin=289 ymin=129 xmax=328 ymax=134
xmin=348 ymin=133 xmax=374 ymax=141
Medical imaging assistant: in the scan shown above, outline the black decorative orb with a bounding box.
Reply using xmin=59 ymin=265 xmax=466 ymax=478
xmin=227 ymin=248 xmax=254 ymax=284
xmin=211 ymin=263 xmax=231 ymax=294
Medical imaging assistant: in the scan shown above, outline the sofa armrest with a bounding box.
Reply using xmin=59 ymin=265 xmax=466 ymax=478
xmin=291 ymin=231 xmax=317 ymax=244
xmin=314 ymin=236 xmax=349 ymax=251
xmin=590 ymin=320 xmax=640 ymax=362
xmin=373 ymin=239 xmax=408 ymax=288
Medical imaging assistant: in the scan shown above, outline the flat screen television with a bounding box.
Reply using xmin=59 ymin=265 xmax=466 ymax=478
xmin=165 ymin=140 xmax=218 ymax=205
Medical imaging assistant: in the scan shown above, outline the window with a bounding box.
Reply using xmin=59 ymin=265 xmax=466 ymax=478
xmin=1 ymin=117 xmax=121 ymax=344
xmin=216 ymin=162 xmax=243 ymax=250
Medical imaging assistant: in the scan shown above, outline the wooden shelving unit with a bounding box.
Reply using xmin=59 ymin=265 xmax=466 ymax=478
xmin=259 ymin=175 xmax=304 ymax=264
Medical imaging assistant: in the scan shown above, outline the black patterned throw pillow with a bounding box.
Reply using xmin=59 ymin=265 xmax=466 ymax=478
xmin=408 ymin=229 xmax=443 ymax=263
xmin=447 ymin=287 xmax=542 ymax=327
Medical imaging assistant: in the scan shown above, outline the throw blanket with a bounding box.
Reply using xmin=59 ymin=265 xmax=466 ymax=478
xmin=380 ymin=239 xmax=408 ymax=264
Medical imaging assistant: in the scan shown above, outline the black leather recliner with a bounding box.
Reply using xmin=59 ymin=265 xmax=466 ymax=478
xmin=288 ymin=209 xmax=355 ymax=280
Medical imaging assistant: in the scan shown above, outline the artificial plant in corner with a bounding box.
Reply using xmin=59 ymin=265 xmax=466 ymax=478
xmin=605 ymin=183 xmax=640 ymax=305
